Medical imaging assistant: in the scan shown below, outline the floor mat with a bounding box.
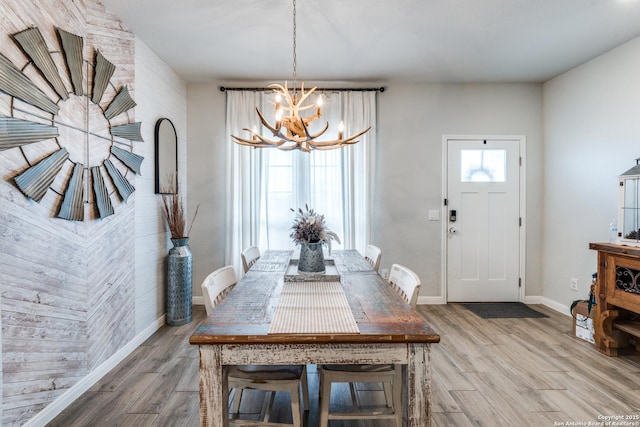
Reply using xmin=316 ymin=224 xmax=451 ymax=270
xmin=461 ymin=302 xmax=549 ymax=319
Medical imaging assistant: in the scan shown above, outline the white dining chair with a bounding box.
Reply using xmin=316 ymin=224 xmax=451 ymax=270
xmin=364 ymin=244 xmax=382 ymax=272
xmin=241 ymin=245 xmax=261 ymax=273
xmin=201 ymin=265 xmax=237 ymax=316
xmin=201 ymin=265 xmax=309 ymax=427
xmin=318 ymin=263 xmax=422 ymax=427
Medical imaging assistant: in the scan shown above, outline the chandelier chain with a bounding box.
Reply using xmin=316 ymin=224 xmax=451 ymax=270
xmin=230 ymin=0 xmax=371 ymax=151
xmin=292 ymin=0 xmax=297 ymax=93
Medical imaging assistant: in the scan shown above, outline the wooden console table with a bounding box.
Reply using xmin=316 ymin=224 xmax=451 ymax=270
xmin=590 ymin=243 xmax=640 ymax=356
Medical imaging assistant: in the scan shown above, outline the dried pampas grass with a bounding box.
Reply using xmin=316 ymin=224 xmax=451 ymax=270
xmin=160 ymin=175 xmax=198 ymax=239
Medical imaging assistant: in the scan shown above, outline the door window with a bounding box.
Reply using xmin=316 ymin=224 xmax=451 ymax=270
xmin=460 ymin=149 xmax=506 ymax=182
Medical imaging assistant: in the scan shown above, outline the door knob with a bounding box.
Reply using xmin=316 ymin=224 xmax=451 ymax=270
xmin=449 ymin=227 xmax=457 ymax=234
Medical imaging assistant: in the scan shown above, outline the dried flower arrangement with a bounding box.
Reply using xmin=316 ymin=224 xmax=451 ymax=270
xmin=160 ymin=176 xmax=198 ymax=239
xmin=290 ymin=204 xmax=340 ymax=245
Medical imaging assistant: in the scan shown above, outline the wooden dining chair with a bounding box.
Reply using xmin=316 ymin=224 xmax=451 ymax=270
xmin=364 ymin=244 xmax=382 ymax=272
xmin=241 ymin=245 xmax=261 ymax=273
xmin=201 ymin=265 xmax=309 ymax=427
xmin=318 ymin=263 xmax=422 ymax=427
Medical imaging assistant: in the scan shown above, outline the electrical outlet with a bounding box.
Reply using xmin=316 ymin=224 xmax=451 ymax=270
xmin=570 ymin=277 xmax=579 ymax=291
xmin=381 ymin=268 xmax=389 ymax=279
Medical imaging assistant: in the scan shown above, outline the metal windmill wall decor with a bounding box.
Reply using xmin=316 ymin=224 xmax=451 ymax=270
xmin=0 ymin=26 xmax=143 ymax=221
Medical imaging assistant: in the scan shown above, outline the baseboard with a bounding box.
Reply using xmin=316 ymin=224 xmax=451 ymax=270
xmin=192 ymin=295 xmax=205 ymax=306
xmin=540 ymin=297 xmax=572 ymax=317
xmin=24 ymin=314 xmax=167 ymax=427
xmin=522 ymin=295 xmax=543 ymax=305
xmin=418 ymin=296 xmax=446 ymax=305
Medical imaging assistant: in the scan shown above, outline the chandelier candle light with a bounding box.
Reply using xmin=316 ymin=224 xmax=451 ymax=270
xmin=231 ymin=0 xmax=370 ymax=152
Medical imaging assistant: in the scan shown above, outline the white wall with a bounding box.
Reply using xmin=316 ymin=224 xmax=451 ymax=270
xmin=186 ymin=82 xmax=545 ymax=301
xmin=542 ymin=36 xmax=640 ymax=308
xmin=376 ymin=83 xmax=544 ymax=300
xmin=185 ymin=35 xmax=640 ymax=309
xmin=186 ymin=84 xmax=227 ymax=295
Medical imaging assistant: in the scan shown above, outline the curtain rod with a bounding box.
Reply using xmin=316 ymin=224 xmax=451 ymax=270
xmin=220 ymin=86 xmax=385 ymax=93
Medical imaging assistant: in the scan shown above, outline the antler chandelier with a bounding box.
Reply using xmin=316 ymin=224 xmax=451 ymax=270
xmin=231 ymin=0 xmax=370 ymax=152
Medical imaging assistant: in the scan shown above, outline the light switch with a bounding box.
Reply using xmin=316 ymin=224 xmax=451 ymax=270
xmin=428 ymin=210 xmax=440 ymax=221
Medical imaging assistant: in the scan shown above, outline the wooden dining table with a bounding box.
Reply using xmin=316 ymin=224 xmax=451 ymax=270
xmin=189 ymin=249 xmax=440 ymax=426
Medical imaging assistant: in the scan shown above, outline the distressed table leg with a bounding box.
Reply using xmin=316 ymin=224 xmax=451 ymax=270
xmin=406 ymin=343 xmax=430 ymax=427
xmin=199 ymin=345 xmax=228 ymax=426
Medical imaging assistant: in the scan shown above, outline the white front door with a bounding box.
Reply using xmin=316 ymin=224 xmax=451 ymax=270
xmin=446 ymin=137 xmax=522 ymax=302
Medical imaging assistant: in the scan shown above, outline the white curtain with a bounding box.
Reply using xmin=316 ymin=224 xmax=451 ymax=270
xmin=339 ymin=91 xmax=377 ymax=251
xmin=225 ymin=89 xmax=377 ymax=273
xmin=225 ymin=90 xmax=264 ymax=275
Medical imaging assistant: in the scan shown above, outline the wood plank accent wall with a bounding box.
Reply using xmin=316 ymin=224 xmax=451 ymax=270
xmin=133 ymin=40 xmax=188 ymax=332
xmin=0 ymin=1 xmax=142 ymax=424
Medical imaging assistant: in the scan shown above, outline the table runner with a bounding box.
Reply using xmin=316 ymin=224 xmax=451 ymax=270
xmin=268 ymin=281 xmax=360 ymax=334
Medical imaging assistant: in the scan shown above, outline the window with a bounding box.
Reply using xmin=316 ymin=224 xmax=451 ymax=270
xmin=260 ymin=147 xmax=345 ymax=250
xmin=225 ymin=89 xmax=377 ymax=272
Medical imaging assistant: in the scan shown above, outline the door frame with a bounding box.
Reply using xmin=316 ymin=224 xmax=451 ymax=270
xmin=441 ymin=135 xmax=527 ymax=303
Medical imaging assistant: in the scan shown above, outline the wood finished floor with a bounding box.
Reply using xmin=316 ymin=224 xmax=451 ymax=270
xmin=48 ymin=304 xmax=640 ymax=426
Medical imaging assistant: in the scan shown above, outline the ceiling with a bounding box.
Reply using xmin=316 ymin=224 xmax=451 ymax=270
xmin=99 ymin=0 xmax=640 ymax=84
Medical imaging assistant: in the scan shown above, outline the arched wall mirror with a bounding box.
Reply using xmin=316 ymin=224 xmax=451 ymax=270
xmin=155 ymin=118 xmax=178 ymax=194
